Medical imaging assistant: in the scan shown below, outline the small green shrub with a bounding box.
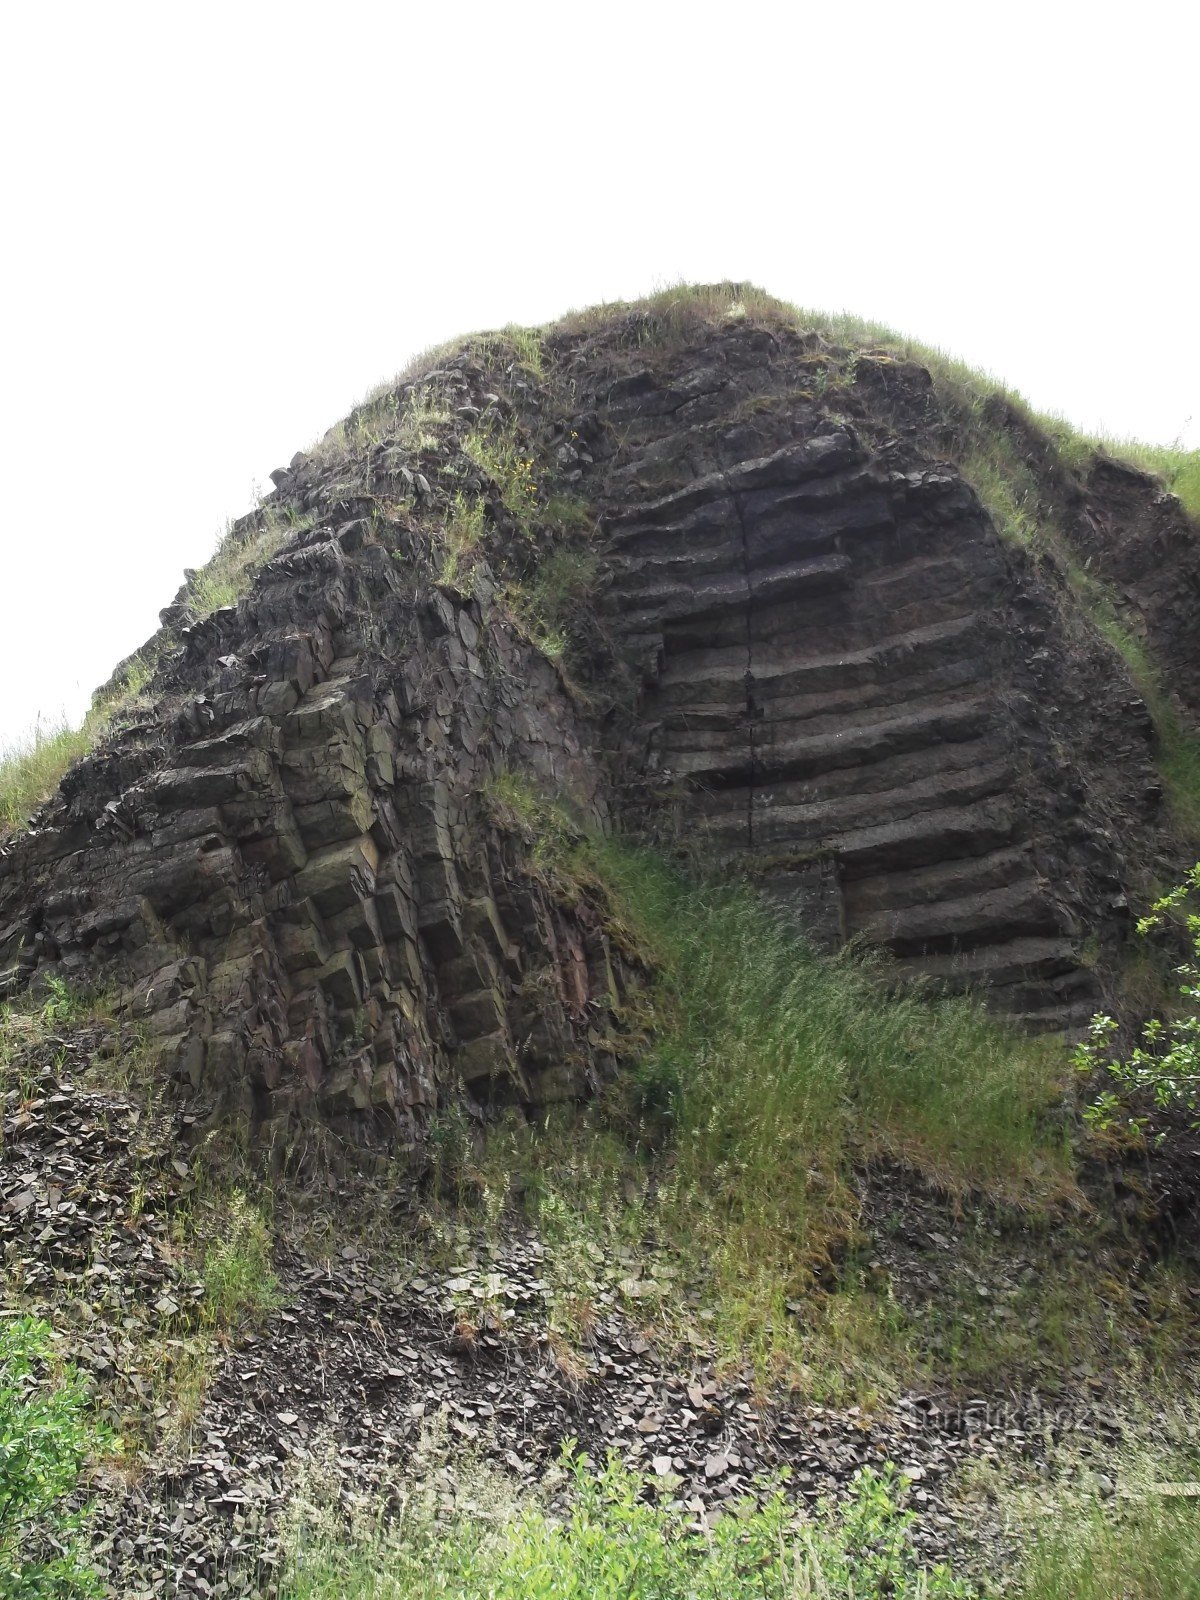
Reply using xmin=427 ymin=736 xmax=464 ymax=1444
xmin=0 ymin=1318 xmax=107 ymax=1599
xmin=1075 ymin=862 xmax=1200 ymax=1134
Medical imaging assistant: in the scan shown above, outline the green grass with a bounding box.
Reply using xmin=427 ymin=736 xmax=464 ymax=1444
xmin=1002 ymin=1431 xmax=1200 ymax=1599
xmin=1078 ymin=437 xmax=1200 ymax=521
xmin=187 ymin=503 xmax=315 ymax=617
xmin=196 ymin=1188 xmax=280 ymax=1329
xmin=438 ymin=491 xmax=487 ymax=588
xmin=484 ymin=836 xmax=1074 ymax=1382
xmin=1067 ymin=570 xmax=1200 ymax=838
xmin=507 ymin=545 xmax=600 ymax=663
xmin=595 ymin=839 xmax=1071 ymax=1193
xmin=1017 ymin=1494 xmax=1200 ymax=1598
xmin=281 ymin=1448 xmax=973 ymax=1600
xmin=0 ymin=654 xmax=154 ymax=838
xmin=0 ymin=720 xmax=94 ymax=836
xmin=463 ymin=420 xmax=542 ymax=529
xmin=0 ymin=1317 xmax=108 ymax=1598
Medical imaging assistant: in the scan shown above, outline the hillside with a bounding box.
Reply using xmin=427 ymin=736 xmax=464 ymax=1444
xmin=3 ymin=284 xmax=1200 ymax=1597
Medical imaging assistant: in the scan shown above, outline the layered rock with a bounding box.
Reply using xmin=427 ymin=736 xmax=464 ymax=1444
xmin=570 ymin=318 xmax=1183 ymax=1031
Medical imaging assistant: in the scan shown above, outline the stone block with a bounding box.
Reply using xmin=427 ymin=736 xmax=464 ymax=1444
xmin=294 ymin=837 xmax=380 ymax=916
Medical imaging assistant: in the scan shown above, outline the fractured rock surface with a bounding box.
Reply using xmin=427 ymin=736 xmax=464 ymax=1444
xmin=0 ymin=524 xmax=625 ymax=1145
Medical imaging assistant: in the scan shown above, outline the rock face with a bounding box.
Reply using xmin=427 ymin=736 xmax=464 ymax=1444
xmin=1 ymin=301 xmax=1196 ymax=1148
xmin=0 ymin=528 xmax=624 ymax=1149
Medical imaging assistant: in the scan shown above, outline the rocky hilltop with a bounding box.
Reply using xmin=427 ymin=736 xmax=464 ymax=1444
xmin=2 ymin=287 xmax=1197 ymax=1154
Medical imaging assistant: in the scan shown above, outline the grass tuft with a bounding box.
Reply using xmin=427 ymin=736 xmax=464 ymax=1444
xmin=0 ymin=654 xmax=156 ymax=838
xmin=0 ymin=721 xmax=94 ymax=836
xmin=187 ymin=504 xmax=315 ymax=618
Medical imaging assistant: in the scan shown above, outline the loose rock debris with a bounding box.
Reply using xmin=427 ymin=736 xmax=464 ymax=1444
xmin=2 ymin=1047 xmax=1135 ymax=1597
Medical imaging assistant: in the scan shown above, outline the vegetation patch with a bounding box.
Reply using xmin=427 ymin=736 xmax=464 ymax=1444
xmin=463 ymin=419 xmax=541 ymax=532
xmin=187 ymin=503 xmax=316 ymax=617
xmin=0 ymin=653 xmax=154 ymax=838
xmin=1 ymin=987 xmax=280 ymax=1460
xmin=1075 ymin=861 xmax=1200 ymax=1133
xmin=281 ymin=1446 xmax=972 ymax=1600
xmin=0 ymin=1316 xmax=108 ymax=1598
xmin=453 ymin=831 xmax=1079 ymax=1385
xmin=438 ymin=491 xmax=486 ymax=589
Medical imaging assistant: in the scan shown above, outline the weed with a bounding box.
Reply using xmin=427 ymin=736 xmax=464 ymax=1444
xmin=480 ymin=770 xmax=581 ymax=878
xmin=509 ymin=546 xmax=599 ymax=662
xmin=197 ymin=1189 xmax=280 ymax=1330
xmin=438 ymin=491 xmax=486 ymax=588
xmin=464 ymin=423 xmax=540 ymax=530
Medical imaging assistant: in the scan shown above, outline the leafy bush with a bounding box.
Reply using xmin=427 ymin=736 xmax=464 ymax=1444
xmin=1075 ymin=862 xmax=1200 ymax=1134
xmin=0 ymin=1318 xmax=106 ymax=1599
xmin=282 ymin=1447 xmax=973 ymax=1599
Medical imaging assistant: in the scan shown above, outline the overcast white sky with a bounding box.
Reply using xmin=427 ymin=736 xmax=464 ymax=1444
xmin=1 ymin=1 xmax=1195 ymax=750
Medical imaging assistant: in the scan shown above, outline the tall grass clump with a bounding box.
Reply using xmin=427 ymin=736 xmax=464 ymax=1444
xmin=188 ymin=504 xmax=313 ymax=618
xmin=567 ymin=842 xmax=1071 ymax=1360
xmin=198 ymin=1189 xmax=280 ymax=1329
xmin=438 ymin=492 xmax=487 ymax=588
xmin=0 ymin=655 xmax=154 ymax=838
xmin=1085 ymin=438 xmax=1200 ymax=522
xmin=1013 ymin=1467 xmax=1200 ymax=1598
xmin=463 ymin=423 xmax=540 ymax=529
xmin=0 ymin=721 xmax=93 ymax=835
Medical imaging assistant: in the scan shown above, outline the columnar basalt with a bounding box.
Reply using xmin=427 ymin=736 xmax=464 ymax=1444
xmin=0 ymin=518 xmax=627 ymax=1147
xmin=2 ymin=301 xmax=1196 ymax=1147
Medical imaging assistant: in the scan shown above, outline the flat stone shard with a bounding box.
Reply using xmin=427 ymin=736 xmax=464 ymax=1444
xmin=0 ymin=309 xmax=1195 ymax=1150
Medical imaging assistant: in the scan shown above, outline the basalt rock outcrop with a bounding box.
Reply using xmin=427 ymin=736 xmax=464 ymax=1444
xmin=2 ymin=295 xmax=1197 ymax=1151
